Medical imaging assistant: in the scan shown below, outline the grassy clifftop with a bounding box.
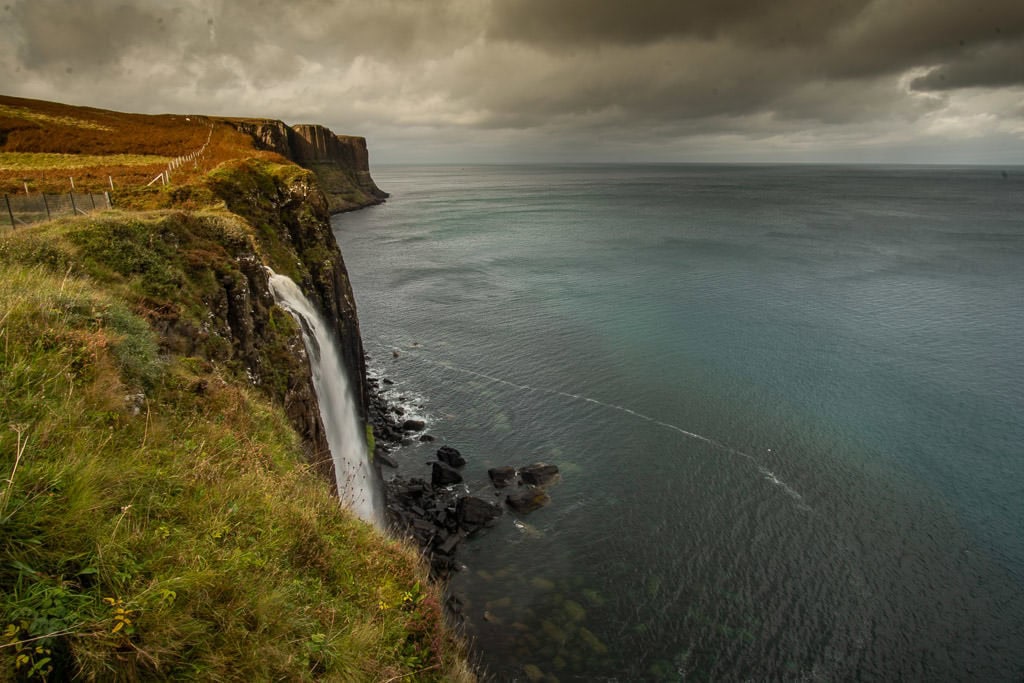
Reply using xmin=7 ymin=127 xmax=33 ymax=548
xmin=0 ymin=97 xmax=471 ymax=681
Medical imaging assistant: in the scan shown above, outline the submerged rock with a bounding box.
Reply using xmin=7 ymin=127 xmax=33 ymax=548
xmin=523 ymin=664 xmax=545 ymax=682
xmin=520 ymin=462 xmax=560 ymax=487
xmin=563 ymin=600 xmax=586 ymax=622
xmin=506 ymin=487 xmax=550 ymax=513
xmin=578 ymin=626 xmax=608 ymax=654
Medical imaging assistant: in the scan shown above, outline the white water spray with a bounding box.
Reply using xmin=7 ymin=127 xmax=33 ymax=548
xmin=267 ymin=270 xmax=383 ymax=527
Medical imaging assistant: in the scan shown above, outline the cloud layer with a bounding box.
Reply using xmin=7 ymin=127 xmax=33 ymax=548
xmin=2 ymin=0 xmax=1023 ymax=162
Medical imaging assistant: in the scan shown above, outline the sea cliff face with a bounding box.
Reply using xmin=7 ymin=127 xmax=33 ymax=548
xmin=202 ymin=158 xmax=371 ymax=485
xmin=227 ymin=119 xmax=389 ymax=214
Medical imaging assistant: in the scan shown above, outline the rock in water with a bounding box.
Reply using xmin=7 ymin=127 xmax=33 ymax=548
xmin=488 ymin=466 xmax=517 ymax=488
xmin=506 ymin=487 xmax=551 ymax=513
xmin=520 ymin=462 xmax=560 ymax=486
xmin=437 ymin=445 xmax=466 ymax=467
xmin=457 ymin=496 xmax=502 ymax=528
xmin=401 ymin=418 xmax=426 ymax=432
xmin=431 ymin=461 xmax=463 ymax=487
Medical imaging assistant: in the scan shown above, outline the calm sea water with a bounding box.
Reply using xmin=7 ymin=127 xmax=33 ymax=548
xmin=333 ymin=165 xmax=1024 ymax=681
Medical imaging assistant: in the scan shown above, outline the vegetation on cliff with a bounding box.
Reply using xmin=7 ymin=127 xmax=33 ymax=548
xmin=0 ymin=97 xmax=471 ymax=680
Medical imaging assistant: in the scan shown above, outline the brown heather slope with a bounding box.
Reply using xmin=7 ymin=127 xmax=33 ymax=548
xmin=0 ymin=94 xmax=276 ymax=198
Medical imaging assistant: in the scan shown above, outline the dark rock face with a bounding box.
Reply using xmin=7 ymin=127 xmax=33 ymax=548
xmin=432 ymin=462 xmax=464 ymax=488
xmin=225 ymin=119 xmax=292 ymax=157
xmin=488 ymin=466 xmax=517 ymax=488
xmin=506 ymin=488 xmax=551 ymax=513
xmin=227 ymin=119 xmax=388 ymax=214
xmin=437 ymin=445 xmax=466 ymax=468
xmin=402 ymin=419 xmax=426 ymax=432
xmin=520 ymin=463 xmax=560 ymax=487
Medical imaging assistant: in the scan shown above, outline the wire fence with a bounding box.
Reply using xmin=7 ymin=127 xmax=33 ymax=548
xmin=2 ymin=121 xmax=217 ymax=229
xmin=3 ymin=192 xmax=112 ymax=229
xmin=146 ymin=122 xmax=215 ymax=187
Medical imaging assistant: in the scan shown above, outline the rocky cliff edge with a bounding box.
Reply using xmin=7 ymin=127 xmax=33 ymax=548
xmin=226 ymin=119 xmax=389 ymax=214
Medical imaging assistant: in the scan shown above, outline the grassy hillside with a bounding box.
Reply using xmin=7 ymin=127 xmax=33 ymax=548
xmin=0 ymin=97 xmax=472 ymax=681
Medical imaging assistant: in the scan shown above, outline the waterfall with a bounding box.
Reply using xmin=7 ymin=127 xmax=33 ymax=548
xmin=266 ymin=270 xmax=383 ymax=527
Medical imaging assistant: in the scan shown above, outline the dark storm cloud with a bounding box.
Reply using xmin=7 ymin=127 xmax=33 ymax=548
xmin=488 ymin=0 xmax=1024 ymax=82
xmin=2 ymin=0 xmax=1023 ymax=162
xmin=910 ymin=41 xmax=1024 ymax=91
xmin=488 ymin=0 xmax=870 ymax=48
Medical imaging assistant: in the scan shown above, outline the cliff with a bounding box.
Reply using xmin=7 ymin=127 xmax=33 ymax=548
xmin=0 ymin=96 xmax=472 ymax=681
xmin=227 ymin=119 xmax=389 ymax=214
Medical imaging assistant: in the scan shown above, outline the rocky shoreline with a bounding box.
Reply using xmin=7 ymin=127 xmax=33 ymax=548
xmin=365 ymin=370 xmax=560 ymax=585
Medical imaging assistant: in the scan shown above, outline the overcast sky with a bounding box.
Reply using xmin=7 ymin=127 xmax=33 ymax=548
xmin=2 ymin=0 xmax=1023 ymax=164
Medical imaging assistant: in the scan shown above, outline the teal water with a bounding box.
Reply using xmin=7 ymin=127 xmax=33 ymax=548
xmin=334 ymin=165 xmax=1024 ymax=681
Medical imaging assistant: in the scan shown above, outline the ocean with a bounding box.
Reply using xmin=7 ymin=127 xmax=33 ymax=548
xmin=333 ymin=164 xmax=1024 ymax=681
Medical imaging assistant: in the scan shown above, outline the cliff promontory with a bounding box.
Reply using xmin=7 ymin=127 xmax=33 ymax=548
xmin=226 ymin=119 xmax=389 ymax=214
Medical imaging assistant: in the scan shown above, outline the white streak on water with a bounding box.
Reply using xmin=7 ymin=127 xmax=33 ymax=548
xmin=380 ymin=340 xmax=810 ymax=511
xmin=268 ymin=270 xmax=384 ymax=527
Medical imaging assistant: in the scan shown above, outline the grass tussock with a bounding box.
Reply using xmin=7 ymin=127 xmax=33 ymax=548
xmin=0 ymin=262 xmax=471 ymax=681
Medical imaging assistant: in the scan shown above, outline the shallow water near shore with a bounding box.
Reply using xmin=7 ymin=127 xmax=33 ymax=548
xmin=334 ymin=164 xmax=1024 ymax=681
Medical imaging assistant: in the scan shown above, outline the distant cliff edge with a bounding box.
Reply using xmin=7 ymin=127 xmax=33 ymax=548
xmin=227 ymin=119 xmax=389 ymax=214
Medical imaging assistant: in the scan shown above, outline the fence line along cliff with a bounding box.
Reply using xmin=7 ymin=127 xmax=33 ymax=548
xmin=4 ymin=191 xmax=111 ymax=228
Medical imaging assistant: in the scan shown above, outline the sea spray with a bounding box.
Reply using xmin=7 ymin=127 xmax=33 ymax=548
xmin=267 ymin=269 xmax=383 ymax=527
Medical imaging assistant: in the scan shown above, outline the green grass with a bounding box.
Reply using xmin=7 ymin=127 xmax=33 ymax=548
xmin=0 ymin=153 xmax=172 ymax=172
xmin=0 ymin=104 xmax=114 ymax=132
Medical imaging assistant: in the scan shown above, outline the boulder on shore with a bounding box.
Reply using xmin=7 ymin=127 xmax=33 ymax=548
xmin=457 ymin=496 xmax=502 ymax=528
xmin=431 ymin=461 xmax=463 ymax=487
xmin=401 ymin=418 xmax=426 ymax=432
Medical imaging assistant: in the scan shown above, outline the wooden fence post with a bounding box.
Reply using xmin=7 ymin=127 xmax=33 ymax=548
xmin=42 ymin=194 xmax=51 ymax=220
xmin=69 ymin=192 xmax=78 ymax=215
xmin=5 ymin=195 xmax=15 ymax=230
